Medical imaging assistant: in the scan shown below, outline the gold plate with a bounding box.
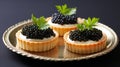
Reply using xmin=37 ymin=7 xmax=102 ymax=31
xmin=2 ymin=20 xmax=119 ymax=61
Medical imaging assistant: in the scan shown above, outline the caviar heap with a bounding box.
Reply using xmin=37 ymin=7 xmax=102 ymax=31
xmin=22 ymin=15 xmax=55 ymax=39
xmin=52 ymin=4 xmax=77 ymax=25
xmin=69 ymin=17 xmax=102 ymax=41
xmin=52 ymin=13 xmax=77 ymax=25
xmin=69 ymin=28 xmax=102 ymax=41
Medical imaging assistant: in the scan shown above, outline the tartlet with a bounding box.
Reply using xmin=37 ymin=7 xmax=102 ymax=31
xmin=64 ymin=17 xmax=107 ymax=54
xmin=48 ymin=4 xmax=84 ymax=36
xmin=16 ymin=30 xmax=58 ymax=52
xmin=16 ymin=15 xmax=59 ymax=52
xmin=64 ymin=31 xmax=107 ymax=54
xmin=48 ymin=17 xmax=84 ymax=36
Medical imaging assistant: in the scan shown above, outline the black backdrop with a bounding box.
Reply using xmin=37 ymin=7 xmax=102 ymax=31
xmin=0 ymin=0 xmax=120 ymax=67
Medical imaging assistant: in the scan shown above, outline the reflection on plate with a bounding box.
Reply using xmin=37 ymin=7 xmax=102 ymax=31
xmin=2 ymin=20 xmax=119 ymax=61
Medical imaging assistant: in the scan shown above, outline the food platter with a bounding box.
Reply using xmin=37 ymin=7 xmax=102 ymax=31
xmin=2 ymin=19 xmax=119 ymax=61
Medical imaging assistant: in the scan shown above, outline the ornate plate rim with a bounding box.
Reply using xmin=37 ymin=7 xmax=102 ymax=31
xmin=2 ymin=20 xmax=119 ymax=61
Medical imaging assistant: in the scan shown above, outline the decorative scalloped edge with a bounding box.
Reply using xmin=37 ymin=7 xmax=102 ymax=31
xmin=2 ymin=19 xmax=119 ymax=61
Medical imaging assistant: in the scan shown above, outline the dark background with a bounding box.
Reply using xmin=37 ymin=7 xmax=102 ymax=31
xmin=0 ymin=0 xmax=120 ymax=67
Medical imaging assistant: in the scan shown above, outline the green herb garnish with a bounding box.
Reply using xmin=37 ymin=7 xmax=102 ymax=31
xmin=56 ymin=4 xmax=76 ymax=15
xmin=32 ymin=14 xmax=49 ymax=30
xmin=77 ymin=17 xmax=99 ymax=31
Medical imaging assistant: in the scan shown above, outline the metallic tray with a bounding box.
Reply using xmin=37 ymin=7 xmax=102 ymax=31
xmin=2 ymin=20 xmax=119 ymax=61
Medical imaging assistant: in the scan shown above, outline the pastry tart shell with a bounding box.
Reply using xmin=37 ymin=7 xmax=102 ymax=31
xmin=16 ymin=30 xmax=59 ymax=52
xmin=64 ymin=31 xmax=107 ymax=54
xmin=47 ymin=17 xmax=84 ymax=36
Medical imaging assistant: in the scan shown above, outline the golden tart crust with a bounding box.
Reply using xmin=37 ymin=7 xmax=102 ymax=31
xmin=16 ymin=30 xmax=59 ymax=52
xmin=64 ymin=31 xmax=107 ymax=54
xmin=47 ymin=17 xmax=84 ymax=36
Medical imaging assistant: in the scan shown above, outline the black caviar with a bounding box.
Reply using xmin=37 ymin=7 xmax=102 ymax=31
xmin=22 ymin=24 xmax=55 ymax=39
xmin=51 ymin=13 xmax=77 ymax=25
xmin=69 ymin=28 xmax=102 ymax=41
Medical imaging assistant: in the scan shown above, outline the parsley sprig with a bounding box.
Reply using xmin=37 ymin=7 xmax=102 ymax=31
xmin=32 ymin=14 xmax=49 ymax=30
xmin=56 ymin=4 xmax=76 ymax=15
xmin=77 ymin=17 xmax=99 ymax=31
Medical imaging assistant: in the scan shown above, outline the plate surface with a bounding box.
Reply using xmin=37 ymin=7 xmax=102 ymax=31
xmin=2 ymin=20 xmax=119 ymax=61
